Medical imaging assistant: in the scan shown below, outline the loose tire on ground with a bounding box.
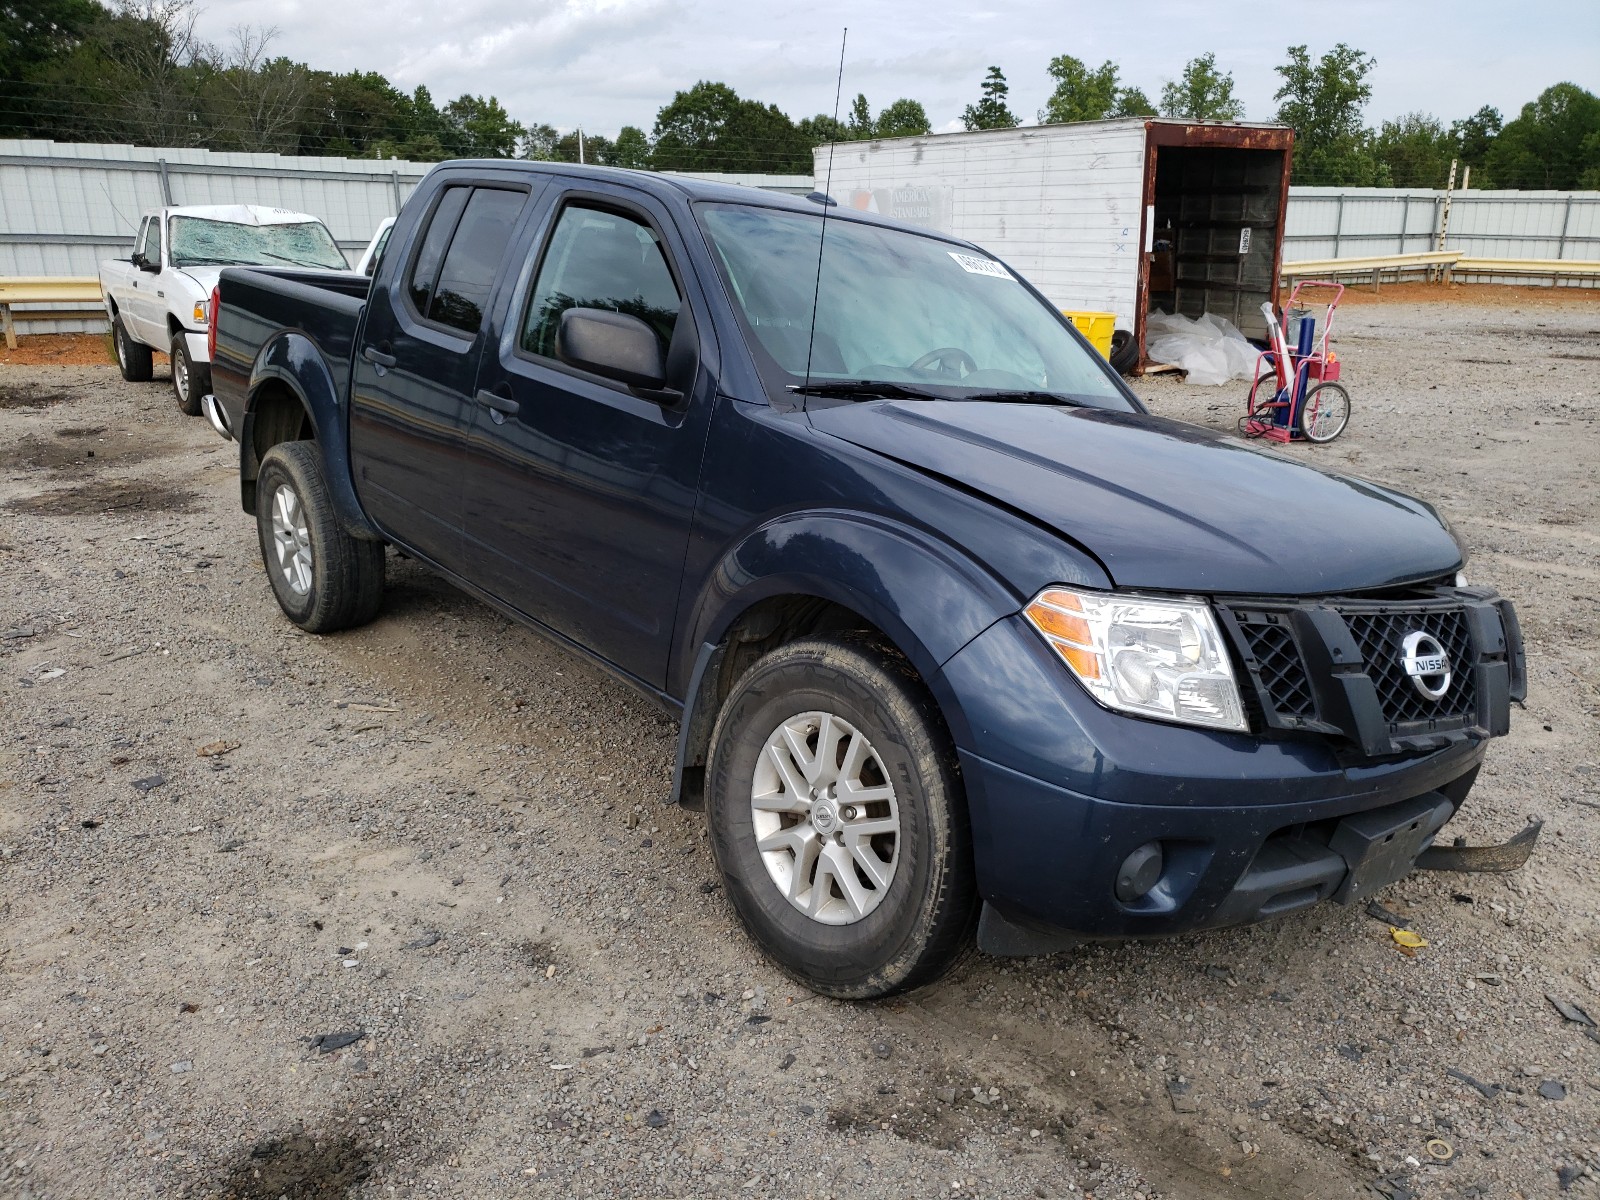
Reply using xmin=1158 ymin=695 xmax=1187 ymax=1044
xmin=1109 ymin=328 xmax=1139 ymax=375
xmin=255 ymin=441 xmax=385 ymax=633
xmin=169 ymin=333 xmax=208 ymax=416
xmin=113 ymin=314 xmax=153 ymax=382
xmin=705 ymin=633 xmax=977 ymax=999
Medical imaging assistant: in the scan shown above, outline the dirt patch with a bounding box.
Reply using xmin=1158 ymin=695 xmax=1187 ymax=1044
xmin=0 ymin=331 xmax=117 ymax=368
xmin=4 ymin=476 xmax=194 ymax=514
xmin=216 ymin=1131 xmax=376 ymax=1199
xmin=0 ymin=382 xmax=72 ymax=409
xmin=1 ymin=432 xmax=149 ymax=473
xmin=55 ymin=425 xmax=108 ymax=438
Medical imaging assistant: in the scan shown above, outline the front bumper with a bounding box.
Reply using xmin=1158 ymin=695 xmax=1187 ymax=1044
xmin=183 ymin=328 xmax=209 ymax=365
xmin=938 ymin=613 xmax=1504 ymax=942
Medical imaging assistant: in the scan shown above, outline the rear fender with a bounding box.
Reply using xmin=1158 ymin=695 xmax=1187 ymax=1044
xmin=241 ymin=331 xmax=380 ymax=541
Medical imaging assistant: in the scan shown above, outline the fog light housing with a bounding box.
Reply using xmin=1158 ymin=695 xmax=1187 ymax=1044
xmin=1115 ymin=842 xmax=1164 ymax=903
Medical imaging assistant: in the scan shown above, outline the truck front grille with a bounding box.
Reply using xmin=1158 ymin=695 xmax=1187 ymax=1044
xmin=1234 ymin=616 xmax=1316 ymax=718
xmin=1219 ymin=589 xmax=1510 ymax=757
xmin=1345 ymin=608 xmax=1477 ymax=727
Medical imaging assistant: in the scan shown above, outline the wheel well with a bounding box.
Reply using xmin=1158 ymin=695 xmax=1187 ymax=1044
xmin=676 ymin=595 xmax=905 ymax=808
xmin=166 ymin=314 xmax=183 ymax=343
xmin=242 ymin=382 xmax=314 ymax=513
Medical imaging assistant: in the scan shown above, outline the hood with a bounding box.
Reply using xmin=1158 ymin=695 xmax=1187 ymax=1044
xmin=807 ymin=400 xmax=1462 ymax=596
xmin=177 ymin=266 xmax=222 ymax=296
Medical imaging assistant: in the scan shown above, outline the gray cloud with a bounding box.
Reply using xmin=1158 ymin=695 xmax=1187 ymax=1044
xmin=192 ymin=0 xmax=1599 ymax=138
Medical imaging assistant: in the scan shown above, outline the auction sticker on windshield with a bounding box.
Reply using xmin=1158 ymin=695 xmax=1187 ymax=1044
xmin=948 ymin=251 xmax=1013 ymax=279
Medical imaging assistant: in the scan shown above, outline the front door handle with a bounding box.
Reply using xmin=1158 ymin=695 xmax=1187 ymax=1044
xmin=362 ymin=345 xmax=397 ymax=368
xmin=475 ymin=389 xmax=520 ymax=417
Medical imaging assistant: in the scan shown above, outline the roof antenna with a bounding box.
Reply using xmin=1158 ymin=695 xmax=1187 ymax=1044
xmin=800 ymin=27 xmax=848 ymax=399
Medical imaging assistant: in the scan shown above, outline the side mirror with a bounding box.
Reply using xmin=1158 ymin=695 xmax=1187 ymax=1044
xmin=138 ymin=255 xmax=160 ymax=274
xmin=555 ymin=307 xmax=667 ymax=391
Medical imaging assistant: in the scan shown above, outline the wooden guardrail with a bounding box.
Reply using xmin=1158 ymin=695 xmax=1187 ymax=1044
xmin=0 ymin=277 xmax=106 ymax=350
xmin=1280 ymin=251 xmax=1461 ymax=291
xmin=1282 ymin=251 xmax=1600 ymax=290
xmin=1452 ymin=257 xmax=1600 ymax=280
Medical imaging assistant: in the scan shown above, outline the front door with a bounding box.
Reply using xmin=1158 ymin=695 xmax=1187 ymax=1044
xmin=461 ymin=190 xmax=717 ymax=688
xmin=349 ymin=181 xmax=536 ymax=570
xmin=127 ymin=216 xmax=165 ymax=345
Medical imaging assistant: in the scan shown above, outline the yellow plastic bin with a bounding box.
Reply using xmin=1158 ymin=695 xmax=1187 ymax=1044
xmin=1062 ymin=310 xmax=1116 ymax=359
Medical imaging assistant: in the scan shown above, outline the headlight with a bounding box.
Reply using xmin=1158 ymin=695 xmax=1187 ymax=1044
xmin=1023 ymin=587 xmax=1247 ymax=732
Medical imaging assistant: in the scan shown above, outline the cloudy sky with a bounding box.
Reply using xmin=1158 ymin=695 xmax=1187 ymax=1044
xmin=191 ymin=0 xmax=1597 ymax=138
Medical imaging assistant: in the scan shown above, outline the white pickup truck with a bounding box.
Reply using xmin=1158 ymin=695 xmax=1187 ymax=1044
xmin=99 ymin=205 xmax=349 ymax=414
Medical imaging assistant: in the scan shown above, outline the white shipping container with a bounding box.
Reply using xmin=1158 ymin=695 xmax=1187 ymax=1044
xmin=814 ymin=118 xmax=1294 ymax=367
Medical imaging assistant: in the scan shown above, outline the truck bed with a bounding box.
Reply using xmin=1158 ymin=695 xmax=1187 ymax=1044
xmin=213 ymin=267 xmax=370 ymax=411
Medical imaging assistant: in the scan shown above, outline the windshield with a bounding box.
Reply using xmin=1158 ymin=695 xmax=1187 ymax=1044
xmin=698 ymin=203 xmax=1131 ymax=408
xmin=169 ymin=217 xmax=348 ymax=271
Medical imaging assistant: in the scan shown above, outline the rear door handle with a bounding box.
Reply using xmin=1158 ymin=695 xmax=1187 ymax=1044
xmin=362 ymin=345 xmax=397 ymax=368
xmin=475 ymin=389 xmax=520 ymax=417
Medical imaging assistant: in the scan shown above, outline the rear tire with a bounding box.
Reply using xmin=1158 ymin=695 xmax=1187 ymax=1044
xmin=170 ymin=333 xmax=208 ymax=416
xmin=705 ymin=634 xmax=977 ymax=999
xmin=255 ymin=441 xmax=385 ymax=633
xmin=113 ymin=315 xmax=153 ymax=382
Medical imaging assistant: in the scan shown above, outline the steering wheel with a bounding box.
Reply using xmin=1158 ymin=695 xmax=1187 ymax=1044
xmin=909 ymin=347 xmax=977 ymax=378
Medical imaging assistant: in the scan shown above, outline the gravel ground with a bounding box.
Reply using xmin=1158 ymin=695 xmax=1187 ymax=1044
xmin=1 ymin=297 xmax=1596 ymax=1200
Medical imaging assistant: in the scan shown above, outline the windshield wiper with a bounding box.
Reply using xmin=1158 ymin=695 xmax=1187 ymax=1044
xmin=955 ymin=389 xmax=1087 ymax=407
xmin=787 ymin=380 xmax=946 ymax=401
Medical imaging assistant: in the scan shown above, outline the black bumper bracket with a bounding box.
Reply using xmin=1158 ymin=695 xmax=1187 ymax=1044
xmin=1415 ymin=819 xmax=1543 ymax=873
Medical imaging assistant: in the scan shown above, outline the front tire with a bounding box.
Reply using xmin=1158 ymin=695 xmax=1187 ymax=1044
xmin=170 ymin=333 xmax=208 ymax=416
xmin=113 ymin=315 xmax=153 ymax=382
xmin=1299 ymin=381 xmax=1351 ymax=443
xmin=706 ymin=634 xmax=977 ymax=999
xmin=255 ymin=442 xmax=385 ymax=633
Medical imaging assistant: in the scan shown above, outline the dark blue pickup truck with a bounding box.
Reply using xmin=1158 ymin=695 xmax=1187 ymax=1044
xmin=207 ymin=161 xmax=1531 ymax=998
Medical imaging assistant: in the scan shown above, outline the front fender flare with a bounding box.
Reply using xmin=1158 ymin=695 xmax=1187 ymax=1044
xmin=668 ymin=510 xmax=1022 ymax=802
xmin=241 ymin=332 xmax=380 ymax=541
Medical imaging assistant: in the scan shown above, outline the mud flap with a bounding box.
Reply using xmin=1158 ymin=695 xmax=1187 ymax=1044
xmin=1415 ymin=819 xmax=1543 ymax=873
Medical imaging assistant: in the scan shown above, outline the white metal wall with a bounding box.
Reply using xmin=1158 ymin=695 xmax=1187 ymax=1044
xmin=1283 ymin=186 xmax=1600 ymax=273
xmin=0 ymin=141 xmax=821 ymax=333
xmin=818 ymin=120 xmax=1150 ymax=328
xmin=0 ymin=139 xmax=432 ymax=332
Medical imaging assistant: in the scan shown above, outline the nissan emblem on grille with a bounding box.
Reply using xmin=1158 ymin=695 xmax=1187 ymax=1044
xmin=1401 ymin=630 xmax=1453 ymax=700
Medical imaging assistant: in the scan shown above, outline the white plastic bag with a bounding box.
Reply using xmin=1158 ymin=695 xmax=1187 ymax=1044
xmin=1144 ymin=310 xmax=1260 ymax=386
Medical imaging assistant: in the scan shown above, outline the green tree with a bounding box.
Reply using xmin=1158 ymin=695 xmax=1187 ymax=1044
xmin=1274 ymin=42 xmax=1382 ymax=185
xmin=551 ymin=129 xmax=614 ymax=164
xmin=1482 ymin=83 xmax=1600 ymax=189
xmin=1111 ymin=86 xmax=1156 ymax=117
xmin=1370 ymin=112 xmax=1458 ymax=187
xmin=1450 ymin=105 xmax=1501 ymax=182
xmin=1 ymin=0 xmax=100 ymax=135
xmin=441 ymin=92 xmax=522 ymax=158
xmin=1159 ymin=53 xmax=1244 ymax=121
xmin=846 ymin=92 xmax=873 ymax=139
xmin=611 ymin=124 xmax=650 ymax=168
xmin=963 ymin=66 xmax=1019 ymax=130
xmin=875 ymin=97 xmax=931 ymax=138
xmin=1039 ymin=54 xmax=1119 ymax=123
xmin=798 ymin=112 xmax=847 ymax=144
xmin=651 ymin=80 xmax=811 ymax=172
xmin=519 ymin=121 xmax=559 ymax=160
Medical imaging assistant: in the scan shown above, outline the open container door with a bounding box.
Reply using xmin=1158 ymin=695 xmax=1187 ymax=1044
xmin=1133 ymin=121 xmax=1294 ymax=372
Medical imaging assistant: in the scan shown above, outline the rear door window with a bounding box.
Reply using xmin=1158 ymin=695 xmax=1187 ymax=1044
xmin=429 ymin=189 xmax=528 ymax=334
xmin=405 ymin=186 xmax=527 ymax=335
xmin=406 ymin=187 xmax=470 ymax=317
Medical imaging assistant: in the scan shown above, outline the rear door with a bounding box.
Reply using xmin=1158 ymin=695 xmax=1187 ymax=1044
xmin=349 ymin=179 xmax=540 ymax=570
xmin=460 ymin=185 xmax=717 ymax=688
